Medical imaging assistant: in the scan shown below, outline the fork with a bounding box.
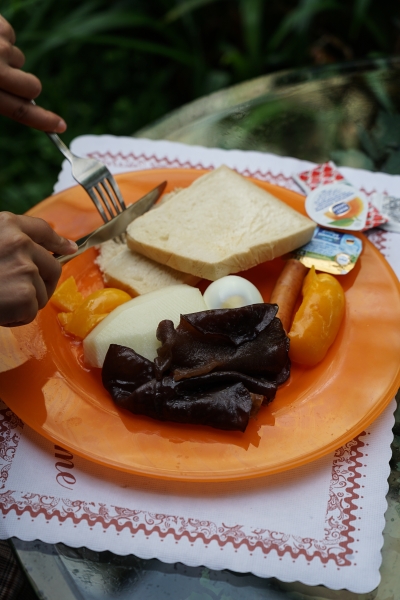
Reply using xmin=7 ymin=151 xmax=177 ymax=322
xmin=32 ymin=101 xmax=126 ymax=224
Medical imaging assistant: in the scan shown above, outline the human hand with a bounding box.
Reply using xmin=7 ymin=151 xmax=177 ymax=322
xmin=0 ymin=14 xmax=66 ymax=132
xmin=0 ymin=212 xmax=77 ymax=327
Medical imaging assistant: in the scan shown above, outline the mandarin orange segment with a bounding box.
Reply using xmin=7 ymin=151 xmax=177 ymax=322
xmin=58 ymin=287 xmax=131 ymax=340
xmin=51 ymin=276 xmax=84 ymax=312
xmin=63 ymin=312 xmax=109 ymax=339
xmin=77 ymin=289 xmax=131 ymax=315
xmin=57 ymin=312 xmax=74 ymax=327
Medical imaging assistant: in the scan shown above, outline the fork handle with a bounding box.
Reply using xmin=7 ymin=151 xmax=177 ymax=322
xmin=30 ymin=100 xmax=73 ymax=163
xmin=45 ymin=132 xmax=74 ymax=163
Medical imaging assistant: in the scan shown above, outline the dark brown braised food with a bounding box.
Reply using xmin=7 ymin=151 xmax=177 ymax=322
xmin=102 ymin=304 xmax=290 ymax=432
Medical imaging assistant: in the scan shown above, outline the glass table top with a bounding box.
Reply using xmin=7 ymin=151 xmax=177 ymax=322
xmin=10 ymin=57 xmax=400 ymax=599
xmin=136 ymin=56 xmax=400 ymax=176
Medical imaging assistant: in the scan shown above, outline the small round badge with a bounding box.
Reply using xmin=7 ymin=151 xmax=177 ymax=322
xmin=305 ymin=183 xmax=368 ymax=231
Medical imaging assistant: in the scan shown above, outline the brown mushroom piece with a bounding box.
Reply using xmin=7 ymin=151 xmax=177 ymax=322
xmin=101 ymin=304 xmax=290 ymax=432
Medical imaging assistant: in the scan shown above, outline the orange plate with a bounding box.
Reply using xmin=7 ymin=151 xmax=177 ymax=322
xmin=0 ymin=169 xmax=399 ymax=481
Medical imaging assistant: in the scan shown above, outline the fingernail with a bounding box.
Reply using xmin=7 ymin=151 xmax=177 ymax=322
xmin=57 ymin=119 xmax=67 ymax=132
xmin=68 ymin=239 xmax=78 ymax=251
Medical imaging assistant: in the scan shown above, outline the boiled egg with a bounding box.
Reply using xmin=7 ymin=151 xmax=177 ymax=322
xmin=203 ymin=275 xmax=264 ymax=309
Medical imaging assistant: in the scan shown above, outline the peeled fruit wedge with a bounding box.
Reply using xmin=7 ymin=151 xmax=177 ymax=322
xmin=51 ymin=276 xmax=83 ymax=312
xmin=56 ymin=288 xmax=131 ymax=340
xmin=83 ymin=284 xmax=208 ymax=368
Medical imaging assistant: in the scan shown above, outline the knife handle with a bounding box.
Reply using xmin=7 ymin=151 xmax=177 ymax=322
xmin=54 ymin=243 xmax=87 ymax=265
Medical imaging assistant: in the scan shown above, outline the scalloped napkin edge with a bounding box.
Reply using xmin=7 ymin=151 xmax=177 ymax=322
xmin=0 ymin=135 xmax=396 ymax=594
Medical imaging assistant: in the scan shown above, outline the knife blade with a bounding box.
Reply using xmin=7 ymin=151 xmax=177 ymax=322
xmin=55 ymin=181 xmax=167 ymax=265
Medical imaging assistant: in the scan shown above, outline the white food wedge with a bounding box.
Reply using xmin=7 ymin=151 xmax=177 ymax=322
xmin=83 ymin=284 xmax=207 ymax=368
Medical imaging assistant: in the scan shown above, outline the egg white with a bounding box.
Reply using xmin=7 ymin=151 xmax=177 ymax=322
xmin=203 ymin=275 xmax=264 ymax=309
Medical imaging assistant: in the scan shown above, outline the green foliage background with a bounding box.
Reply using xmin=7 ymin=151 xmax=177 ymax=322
xmin=1 ymin=0 xmax=399 ymax=213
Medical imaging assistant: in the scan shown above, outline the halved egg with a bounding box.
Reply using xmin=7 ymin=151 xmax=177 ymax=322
xmin=203 ymin=275 xmax=264 ymax=309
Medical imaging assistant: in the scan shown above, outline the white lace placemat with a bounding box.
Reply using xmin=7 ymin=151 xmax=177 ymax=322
xmin=0 ymin=136 xmax=397 ymax=594
xmin=55 ymin=135 xmax=400 ymax=278
xmin=0 ymin=399 xmax=395 ymax=594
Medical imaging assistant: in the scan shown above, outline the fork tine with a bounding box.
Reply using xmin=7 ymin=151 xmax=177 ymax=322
xmin=106 ymin=175 xmax=126 ymax=211
xmin=39 ymin=122 xmax=128 ymax=222
xmin=91 ymin=184 xmax=125 ymax=243
xmin=95 ymin=182 xmax=126 ymax=243
xmin=100 ymin=179 xmax=123 ymax=215
xmin=87 ymin=188 xmax=109 ymax=223
xmin=94 ymin=183 xmax=116 ymax=220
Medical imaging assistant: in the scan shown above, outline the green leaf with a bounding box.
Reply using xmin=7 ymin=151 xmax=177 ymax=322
xmin=85 ymin=35 xmax=196 ymax=66
xmin=381 ymin=151 xmax=400 ymax=175
xmin=328 ymin=218 xmax=356 ymax=227
xmin=330 ymin=149 xmax=375 ymax=170
xmin=269 ymin=0 xmax=342 ymax=49
xmin=239 ymin=0 xmax=264 ymax=63
xmin=22 ymin=11 xmax=166 ymax=67
xmin=351 ymin=0 xmax=373 ymax=34
xmin=364 ymin=74 xmax=395 ymax=113
xmin=361 ymin=14 xmax=389 ymax=47
xmin=164 ymin=0 xmax=223 ymax=23
xmin=358 ymin=126 xmax=385 ymax=162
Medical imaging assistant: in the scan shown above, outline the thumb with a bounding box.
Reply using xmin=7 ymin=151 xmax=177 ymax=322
xmin=55 ymin=237 xmax=79 ymax=255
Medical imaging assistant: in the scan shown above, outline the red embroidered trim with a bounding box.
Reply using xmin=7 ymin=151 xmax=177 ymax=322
xmin=0 ymin=402 xmax=364 ymax=566
xmin=1 ymin=149 xmax=389 ymax=567
xmin=0 ymin=407 xmax=22 ymax=490
xmin=0 ymin=152 xmax=372 ymax=565
xmin=364 ymin=229 xmax=388 ymax=253
xmin=88 ymin=150 xmax=211 ymax=172
xmin=87 ymin=151 xmax=298 ymax=190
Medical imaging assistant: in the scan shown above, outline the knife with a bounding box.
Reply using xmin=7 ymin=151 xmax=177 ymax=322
xmin=55 ymin=181 xmax=167 ymax=265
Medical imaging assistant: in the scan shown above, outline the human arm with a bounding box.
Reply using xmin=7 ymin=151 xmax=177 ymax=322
xmin=0 ymin=14 xmax=66 ymax=132
xmin=0 ymin=212 xmax=77 ymax=327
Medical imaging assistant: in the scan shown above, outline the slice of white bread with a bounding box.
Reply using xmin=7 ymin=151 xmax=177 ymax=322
xmin=126 ymin=165 xmax=316 ymax=281
xmin=96 ymin=240 xmax=199 ymax=297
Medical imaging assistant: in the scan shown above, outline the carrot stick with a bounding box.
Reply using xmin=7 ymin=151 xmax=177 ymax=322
xmin=270 ymin=259 xmax=308 ymax=333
